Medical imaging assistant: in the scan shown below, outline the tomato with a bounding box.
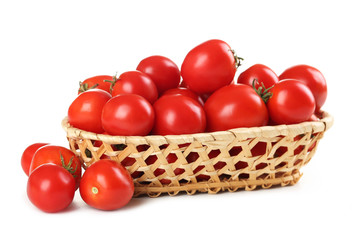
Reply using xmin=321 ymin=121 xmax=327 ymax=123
xmin=68 ymin=89 xmax=111 ymax=133
xmin=181 ymin=39 xmax=239 ymax=94
xmin=111 ymin=71 xmax=158 ymax=104
xmin=21 ymin=143 xmax=48 ymax=176
xmin=30 ymin=145 xmax=82 ymax=189
xmin=161 ymin=87 xmax=204 ymax=105
xmin=237 ymin=64 xmax=279 ymax=89
xmin=267 ymin=79 xmax=315 ymax=125
xmin=204 ymin=84 xmax=268 ymax=132
xmin=136 ymin=55 xmax=181 ymax=94
xmin=27 ymin=164 xmax=76 ymax=213
xmin=78 ymin=75 xmax=113 ymax=94
xmin=152 ymin=95 xmax=206 ymax=135
xmin=101 ymin=94 xmax=155 ymax=136
xmin=279 ymin=64 xmax=327 ymax=112
xmin=79 ymin=159 xmax=134 ymax=211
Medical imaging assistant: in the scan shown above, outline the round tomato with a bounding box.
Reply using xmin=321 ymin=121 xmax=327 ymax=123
xmin=161 ymin=87 xmax=204 ymax=105
xmin=30 ymin=145 xmax=82 ymax=189
xmin=136 ymin=55 xmax=180 ymax=94
xmin=21 ymin=143 xmax=48 ymax=176
xmin=79 ymin=159 xmax=134 ymax=211
xmin=237 ymin=64 xmax=279 ymax=89
xmin=152 ymin=95 xmax=206 ymax=135
xmin=181 ymin=39 xmax=239 ymax=94
xmin=204 ymin=84 xmax=268 ymax=132
xmin=101 ymin=94 xmax=154 ymax=136
xmin=78 ymin=75 xmax=113 ymax=94
xmin=68 ymin=89 xmax=111 ymax=133
xmin=267 ymin=79 xmax=315 ymax=125
xmin=279 ymin=64 xmax=327 ymax=112
xmin=27 ymin=164 xmax=76 ymax=213
xmin=111 ymin=71 xmax=158 ymax=104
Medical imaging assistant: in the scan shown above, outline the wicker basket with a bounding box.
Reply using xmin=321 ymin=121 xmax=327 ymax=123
xmin=62 ymin=111 xmax=333 ymax=197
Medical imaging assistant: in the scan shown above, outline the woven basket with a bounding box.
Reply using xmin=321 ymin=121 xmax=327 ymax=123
xmin=62 ymin=111 xmax=333 ymax=197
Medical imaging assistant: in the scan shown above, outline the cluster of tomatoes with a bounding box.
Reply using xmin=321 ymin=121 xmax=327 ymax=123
xmin=22 ymin=39 xmax=327 ymax=213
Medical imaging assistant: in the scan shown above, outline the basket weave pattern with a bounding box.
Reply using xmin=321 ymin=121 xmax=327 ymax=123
xmin=62 ymin=112 xmax=333 ymax=197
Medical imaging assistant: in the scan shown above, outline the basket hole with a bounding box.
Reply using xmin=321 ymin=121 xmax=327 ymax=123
xmin=186 ymin=152 xmax=200 ymax=163
xmin=229 ymin=146 xmax=242 ymax=156
xmin=131 ymin=171 xmax=143 ymax=179
xmin=275 ymin=146 xmax=287 ymax=157
xmin=121 ymin=157 xmax=136 ymax=167
xmin=137 ymin=144 xmax=150 ymax=152
xmin=159 ymin=144 xmax=169 ymax=150
xmin=239 ymin=173 xmax=250 ymax=179
xmin=294 ymin=159 xmax=303 ymax=166
xmin=235 ymin=161 xmax=248 ymax=169
xmin=214 ymin=161 xmax=226 ymax=170
xmin=145 ymin=155 xmax=158 ymax=165
xmin=219 ymin=173 xmax=231 ymax=180
xmin=275 ymin=162 xmax=287 ymax=169
xmin=256 ymin=162 xmax=267 ymax=170
xmin=112 ymin=144 xmax=127 ymax=151
xmin=257 ymin=173 xmax=269 ymax=179
xmin=208 ymin=149 xmax=221 ymax=159
xmin=251 ymin=142 xmax=267 ymax=156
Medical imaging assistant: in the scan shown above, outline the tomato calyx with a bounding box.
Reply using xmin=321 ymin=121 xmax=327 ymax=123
xmin=78 ymin=81 xmax=99 ymax=93
xmin=104 ymin=73 xmax=119 ymax=93
xmin=230 ymin=49 xmax=244 ymax=68
xmin=252 ymin=79 xmax=274 ymax=103
xmin=60 ymin=152 xmax=78 ymax=178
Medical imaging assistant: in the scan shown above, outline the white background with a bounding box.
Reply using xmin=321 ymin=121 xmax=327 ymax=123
xmin=1 ymin=0 xmax=359 ymax=239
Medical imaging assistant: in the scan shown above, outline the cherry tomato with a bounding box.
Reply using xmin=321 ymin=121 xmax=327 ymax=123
xmin=30 ymin=145 xmax=82 ymax=189
xmin=181 ymin=39 xmax=239 ymax=94
xmin=267 ymin=79 xmax=316 ymax=125
xmin=78 ymin=75 xmax=113 ymax=94
xmin=279 ymin=64 xmax=327 ymax=112
xmin=204 ymin=84 xmax=268 ymax=132
xmin=111 ymin=71 xmax=158 ymax=104
xmin=237 ymin=64 xmax=279 ymax=89
xmin=101 ymin=94 xmax=155 ymax=136
xmin=79 ymin=159 xmax=134 ymax=211
xmin=152 ymin=95 xmax=206 ymax=135
xmin=68 ymin=89 xmax=112 ymax=133
xmin=161 ymin=87 xmax=204 ymax=105
xmin=136 ymin=55 xmax=181 ymax=94
xmin=27 ymin=164 xmax=76 ymax=213
xmin=21 ymin=143 xmax=48 ymax=176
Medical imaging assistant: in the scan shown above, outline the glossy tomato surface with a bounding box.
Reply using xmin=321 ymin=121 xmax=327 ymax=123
xmin=237 ymin=64 xmax=279 ymax=89
xmin=279 ymin=64 xmax=327 ymax=112
xmin=21 ymin=143 xmax=48 ymax=176
xmin=78 ymin=75 xmax=113 ymax=94
xmin=161 ymin=87 xmax=204 ymax=105
xmin=30 ymin=145 xmax=82 ymax=189
xmin=68 ymin=89 xmax=112 ymax=133
xmin=152 ymin=95 xmax=206 ymax=135
xmin=181 ymin=39 xmax=237 ymax=94
xmin=101 ymin=94 xmax=154 ymax=136
xmin=204 ymin=84 xmax=268 ymax=132
xmin=112 ymin=70 xmax=158 ymax=104
xmin=136 ymin=55 xmax=180 ymax=94
xmin=27 ymin=164 xmax=76 ymax=213
xmin=267 ymin=79 xmax=315 ymax=124
xmin=79 ymin=159 xmax=134 ymax=211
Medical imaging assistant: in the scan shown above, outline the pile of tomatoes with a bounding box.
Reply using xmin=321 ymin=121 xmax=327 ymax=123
xmin=22 ymin=39 xmax=327 ymax=213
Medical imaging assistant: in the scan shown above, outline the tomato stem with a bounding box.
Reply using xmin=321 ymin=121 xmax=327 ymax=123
xmin=60 ymin=152 xmax=78 ymax=178
xmin=252 ymin=79 xmax=273 ymax=103
xmin=78 ymin=82 xmax=99 ymax=93
xmin=104 ymin=73 xmax=119 ymax=93
xmin=230 ymin=49 xmax=244 ymax=68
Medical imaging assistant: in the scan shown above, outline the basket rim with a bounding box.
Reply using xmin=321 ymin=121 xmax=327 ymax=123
xmin=62 ymin=111 xmax=333 ymax=145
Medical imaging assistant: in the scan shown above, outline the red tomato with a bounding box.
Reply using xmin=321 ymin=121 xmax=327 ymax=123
xmin=68 ymin=89 xmax=112 ymax=133
xmin=237 ymin=64 xmax=279 ymax=89
xmin=136 ymin=55 xmax=180 ymax=94
xmin=267 ymin=79 xmax=315 ymax=125
xmin=111 ymin=71 xmax=158 ymax=104
xmin=21 ymin=143 xmax=48 ymax=176
xmin=79 ymin=159 xmax=134 ymax=211
xmin=161 ymin=87 xmax=204 ymax=105
xmin=279 ymin=64 xmax=327 ymax=112
xmin=27 ymin=164 xmax=76 ymax=213
xmin=101 ymin=94 xmax=155 ymax=136
xmin=204 ymin=84 xmax=268 ymax=132
xmin=152 ymin=95 xmax=206 ymax=135
xmin=30 ymin=145 xmax=82 ymax=189
xmin=181 ymin=39 xmax=239 ymax=94
xmin=78 ymin=75 xmax=113 ymax=94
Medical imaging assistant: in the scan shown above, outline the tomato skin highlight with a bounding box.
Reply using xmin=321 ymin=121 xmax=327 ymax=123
xmin=136 ymin=55 xmax=180 ymax=94
xmin=279 ymin=64 xmax=327 ymax=112
xmin=21 ymin=143 xmax=48 ymax=176
xmin=79 ymin=160 xmax=134 ymax=211
xmin=161 ymin=87 xmax=204 ymax=105
xmin=152 ymin=95 xmax=206 ymax=135
xmin=181 ymin=39 xmax=237 ymax=94
xmin=204 ymin=84 xmax=268 ymax=132
xmin=68 ymin=89 xmax=112 ymax=133
xmin=237 ymin=64 xmax=279 ymax=89
xmin=267 ymin=79 xmax=316 ymax=125
xmin=101 ymin=94 xmax=155 ymax=136
xmin=27 ymin=164 xmax=76 ymax=213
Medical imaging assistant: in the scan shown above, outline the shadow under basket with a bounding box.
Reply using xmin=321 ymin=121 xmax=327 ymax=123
xmin=62 ymin=111 xmax=333 ymax=197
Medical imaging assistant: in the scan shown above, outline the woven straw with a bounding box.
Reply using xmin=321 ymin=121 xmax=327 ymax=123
xmin=62 ymin=111 xmax=333 ymax=197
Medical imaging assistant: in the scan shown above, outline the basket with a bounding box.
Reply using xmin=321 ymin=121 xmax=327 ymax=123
xmin=62 ymin=111 xmax=333 ymax=197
